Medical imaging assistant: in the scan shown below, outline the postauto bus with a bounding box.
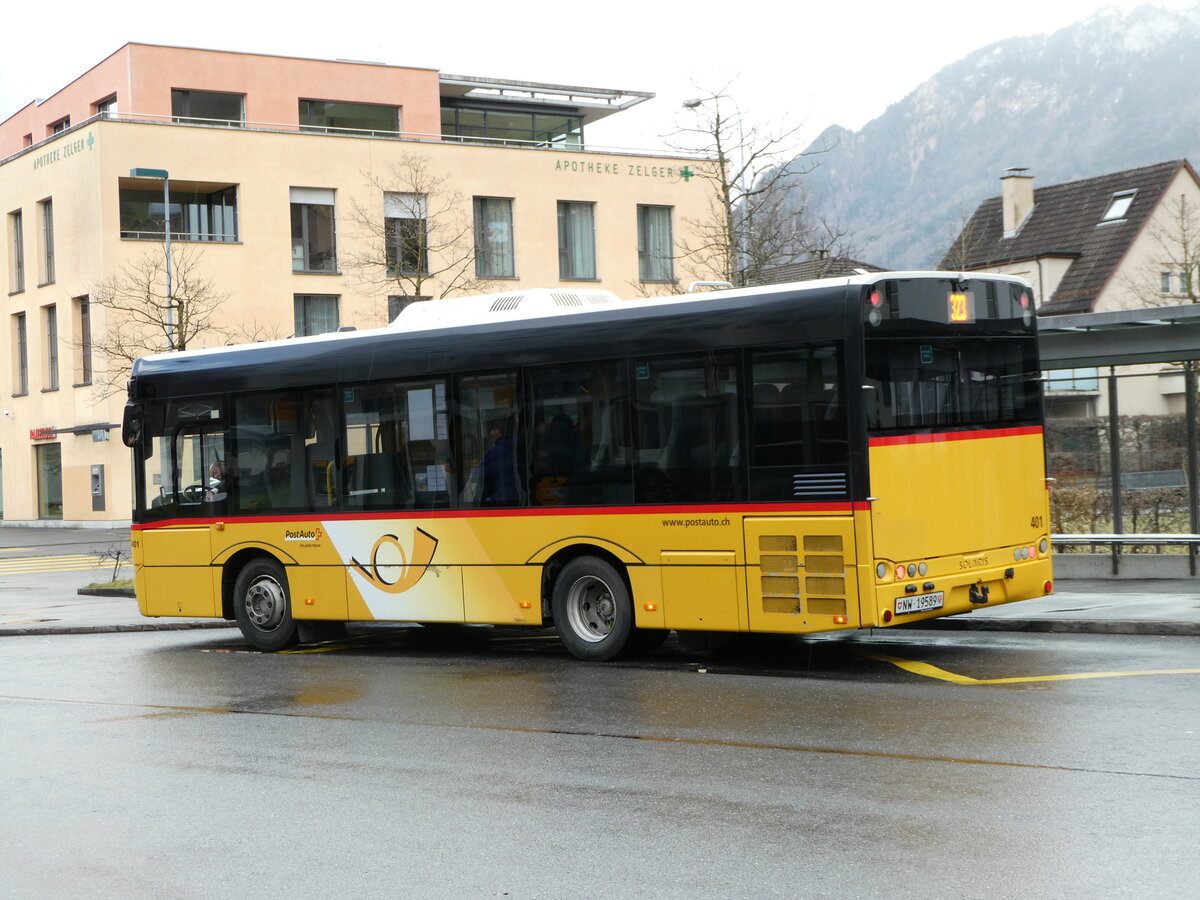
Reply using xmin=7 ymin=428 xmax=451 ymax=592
xmin=123 ymin=273 xmax=1053 ymax=659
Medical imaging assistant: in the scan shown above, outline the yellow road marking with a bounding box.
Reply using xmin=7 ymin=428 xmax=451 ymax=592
xmin=861 ymin=651 xmax=1200 ymax=685
xmin=0 ymin=554 xmax=124 ymax=575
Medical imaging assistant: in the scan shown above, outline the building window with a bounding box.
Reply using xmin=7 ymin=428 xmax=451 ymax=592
xmin=441 ymin=107 xmax=582 ymax=148
xmin=1044 ymin=367 xmax=1100 ymax=393
xmin=119 ymin=180 xmax=238 ymax=242
xmin=12 ymin=313 xmax=28 ymax=396
xmin=637 ymin=205 xmax=674 ymax=283
xmin=473 ymin=197 xmax=515 ymax=278
xmin=387 ymin=295 xmax=430 ymax=321
xmin=299 ymin=100 xmax=399 ymax=136
xmin=49 ymin=117 xmax=70 ymax=135
xmin=1100 ymin=190 xmax=1136 ymax=223
xmin=39 ymin=199 xmax=54 ymax=285
xmin=36 ymin=442 xmax=63 ymax=520
xmin=43 ymin=305 xmax=58 ymax=391
xmin=294 ymin=294 xmax=339 ymax=337
xmin=290 ymin=188 xmax=337 ymax=273
xmin=94 ymin=95 xmax=118 ymax=118
xmin=557 ymin=201 xmax=596 ymax=280
xmin=74 ymin=296 xmax=92 ymax=386
xmin=1161 ymin=271 xmax=1173 ymax=293
xmin=171 ymin=89 xmax=244 ymax=126
xmin=384 ymin=193 xmax=428 ymax=276
xmin=8 ymin=210 xmax=23 ymax=293
xmin=22 ymin=134 xmax=32 ymax=148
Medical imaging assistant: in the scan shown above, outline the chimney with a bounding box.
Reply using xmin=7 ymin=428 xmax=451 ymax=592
xmin=1001 ymin=168 xmax=1034 ymax=237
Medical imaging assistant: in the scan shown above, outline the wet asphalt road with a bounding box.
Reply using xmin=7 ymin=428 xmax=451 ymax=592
xmin=1 ymin=626 xmax=1197 ymax=898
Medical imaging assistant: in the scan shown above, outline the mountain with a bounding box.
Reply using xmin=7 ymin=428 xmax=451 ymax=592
xmin=797 ymin=3 xmax=1200 ymax=269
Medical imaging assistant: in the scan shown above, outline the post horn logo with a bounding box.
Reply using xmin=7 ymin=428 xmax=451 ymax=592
xmin=350 ymin=528 xmax=439 ymax=594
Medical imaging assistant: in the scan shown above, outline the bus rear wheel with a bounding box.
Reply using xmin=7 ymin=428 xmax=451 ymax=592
xmin=552 ymin=557 xmax=633 ymax=661
xmin=233 ymin=558 xmax=299 ymax=651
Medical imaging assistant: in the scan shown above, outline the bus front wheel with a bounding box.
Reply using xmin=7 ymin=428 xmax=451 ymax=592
xmin=551 ymin=557 xmax=633 ymax=661
xmin=233 ymin=558 xmax=299 ymax=651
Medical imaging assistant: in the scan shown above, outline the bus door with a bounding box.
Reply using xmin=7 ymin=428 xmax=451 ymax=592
xmin=138 ymin=398 xmax=227 ymax=618
xmin=743 ymin=518 xmax=859 ymax=633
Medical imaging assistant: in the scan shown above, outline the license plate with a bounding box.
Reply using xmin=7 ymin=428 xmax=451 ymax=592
xmin=895 ymin=591 xmax=944 ymax=615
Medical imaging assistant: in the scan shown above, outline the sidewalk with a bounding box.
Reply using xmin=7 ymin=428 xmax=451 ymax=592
xmin=1 ymin=580 xmax=1197 ymax=637
xmin=1 ymin=524 xmax=1196 ymax=638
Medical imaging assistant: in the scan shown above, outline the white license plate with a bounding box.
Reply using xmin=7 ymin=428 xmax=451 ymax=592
xmin=895 ymin=591 xmax=945 ymax=615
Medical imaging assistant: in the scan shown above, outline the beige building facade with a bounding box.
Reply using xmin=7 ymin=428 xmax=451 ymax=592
xmin=1 ymin=44 xmax=713 ymax=525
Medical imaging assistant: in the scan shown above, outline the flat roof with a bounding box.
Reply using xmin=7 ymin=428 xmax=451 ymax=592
xmin=1038 ymin=303 xmax=1200 ymax=367
xmin=439 ymin=74 xmax=652 ymax=125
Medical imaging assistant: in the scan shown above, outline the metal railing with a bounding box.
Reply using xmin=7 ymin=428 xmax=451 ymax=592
xmin=1051 ymin=533 xmax=1200 ymax=575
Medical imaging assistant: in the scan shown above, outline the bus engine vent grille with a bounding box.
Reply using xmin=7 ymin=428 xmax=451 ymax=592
xmin=759 ymin=536 xmax=800 ymax=614
xmin=489 ymin=295 xmax=524 ymax=311
xmin=792 ymin=472 xmax=847 ymax=497
xmin=551 ymin=292 xmax=585 ymax=307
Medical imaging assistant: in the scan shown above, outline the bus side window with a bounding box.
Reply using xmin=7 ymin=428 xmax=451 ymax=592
xmin=748 ymin=345 xmax=848 ymax=500
xmin=528 ymin=359 xmax=632 ymax=507
xmin=634 ymin=352 xmax=740 ymax=504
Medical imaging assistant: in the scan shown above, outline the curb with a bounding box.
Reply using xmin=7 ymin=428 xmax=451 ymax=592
xmin=911 ymin=617 xmax=1200 ymax=637
xmin=0 ymin=621 xmax=237 ymax=637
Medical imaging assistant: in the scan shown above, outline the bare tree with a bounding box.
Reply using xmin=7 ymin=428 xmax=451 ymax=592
xmin=344 ymin=152 xmax=495 ymax=304
xmin=84 ymin=243 xmax=232 ymax=396
xmin=667 ymin=84 xmax=842 ymax=287
xmin=1120 ymin=192 xmax=1200 ymax=306
xmin=938 ymin=205 xmax=988 ymax=272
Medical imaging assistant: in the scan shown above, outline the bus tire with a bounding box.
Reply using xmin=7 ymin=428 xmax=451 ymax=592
xmin=233 ymin=558 xmax=299 ymax=651
xmin=551 ymin=557 xmax=633 ymax=661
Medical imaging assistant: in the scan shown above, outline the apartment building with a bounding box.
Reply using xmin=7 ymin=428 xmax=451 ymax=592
xmin=0 ymin=43 xmax=711 ymax=524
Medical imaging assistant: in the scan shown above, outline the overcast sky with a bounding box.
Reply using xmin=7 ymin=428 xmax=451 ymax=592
xmin=2 ymin=1 xmax=1194 ymax=153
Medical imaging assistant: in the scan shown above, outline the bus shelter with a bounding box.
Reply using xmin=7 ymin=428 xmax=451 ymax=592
xmin=1038 ymin=303 xmax=1200 ymax=575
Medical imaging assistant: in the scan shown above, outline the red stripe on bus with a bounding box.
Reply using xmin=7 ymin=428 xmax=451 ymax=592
xmin=868 ymin=425 xmax=1043 ymax=447
xmin=131 ymin=500 xmax=871 ymax=531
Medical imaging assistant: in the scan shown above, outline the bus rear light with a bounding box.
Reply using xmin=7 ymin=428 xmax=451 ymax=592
xmin=882 ymin=609 xmax=893 ymax=623
xmin=1039 ymin=539 xmax=1048 ymax=554
xmin=1028 ymin=545 xmax=1036 ymax=559
xmin=876 ymin=562 xmax=888 ymax=579
xmin=907 ymin=563 xmax=917 ymax=577
xmin=895 ymin=565 xmax=906 ymax=579
xmin=869 ymin=291 xmax=883 ymax=307
xmin=1043 ymin=581 xmax=1054 ymax=594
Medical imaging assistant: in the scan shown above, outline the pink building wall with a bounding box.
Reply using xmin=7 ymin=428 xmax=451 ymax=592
xmin=1 ymin=43 xmax=443 ymax=158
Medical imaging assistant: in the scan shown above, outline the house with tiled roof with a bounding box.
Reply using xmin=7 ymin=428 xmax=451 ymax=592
xmin=755 ymin=256 xmax=886 ymax=285
xmin=943 ymin=161 xmax=1200 ymax=418
xmin=941 ymin=160 xmax=1200 ymax=316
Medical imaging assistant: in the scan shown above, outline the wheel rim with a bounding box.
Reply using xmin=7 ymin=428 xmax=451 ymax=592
xmin=564 ymin=574 xmax=617 ymax=643
xmin=244 ymin=574 xmax=287 ymax=632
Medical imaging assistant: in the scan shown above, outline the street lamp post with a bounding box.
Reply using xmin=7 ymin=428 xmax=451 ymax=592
xmin=129 ymin=168 xmax=175 ymax=349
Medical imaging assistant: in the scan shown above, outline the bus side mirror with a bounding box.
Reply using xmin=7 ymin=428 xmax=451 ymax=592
xmin=122 ymin=403 xmax=144 ymax=448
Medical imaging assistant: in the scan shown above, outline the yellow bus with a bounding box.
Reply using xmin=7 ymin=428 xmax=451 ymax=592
xmin=123 ymin=273 xmax=1053 ymax=658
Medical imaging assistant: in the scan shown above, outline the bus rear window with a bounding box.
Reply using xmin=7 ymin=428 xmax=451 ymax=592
xmin=864 ymin=336 xmax=1041 ymax=431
